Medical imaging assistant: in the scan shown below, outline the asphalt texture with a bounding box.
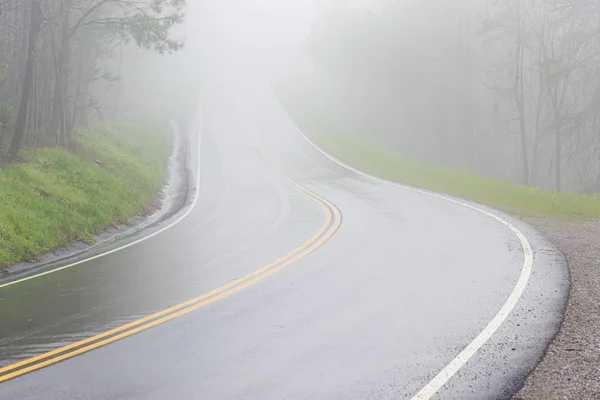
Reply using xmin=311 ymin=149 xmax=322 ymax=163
xmin=0 ymin=4 xmax=569 ymax=399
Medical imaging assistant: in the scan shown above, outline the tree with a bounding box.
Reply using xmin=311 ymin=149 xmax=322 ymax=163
xmin=0 ymin=0 xmax=186 ymax=154
xmin=298 ymin=0 xmax=600 ymax=191
xmin=9 ymin=0 xmax=40 ymax=154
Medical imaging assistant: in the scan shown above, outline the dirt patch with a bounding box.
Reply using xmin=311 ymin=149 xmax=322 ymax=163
xmin=514 ymin=216 xmax=600 ymax=400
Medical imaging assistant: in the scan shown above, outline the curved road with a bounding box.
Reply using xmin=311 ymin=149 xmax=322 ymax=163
xmin=0 ymin=4 xmax=568 ymax=400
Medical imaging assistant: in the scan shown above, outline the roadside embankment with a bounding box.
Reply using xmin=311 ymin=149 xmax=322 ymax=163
xmin=0 ymin=121 xmax=173 ymax=270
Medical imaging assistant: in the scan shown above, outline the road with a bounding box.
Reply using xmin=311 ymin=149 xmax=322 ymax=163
xmin=0 ymin=3 xmax=568 ymax=399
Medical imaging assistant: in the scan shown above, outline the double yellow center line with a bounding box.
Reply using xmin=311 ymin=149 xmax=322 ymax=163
xmin=0 ymin=142 xmax=341 ymax=383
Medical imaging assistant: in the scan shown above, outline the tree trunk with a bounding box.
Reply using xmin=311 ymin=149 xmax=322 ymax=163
xmin=51 ymin=1 xmax=72 ymax=146
xmin=71 ymin=43 xmax=86 ymax=132
xmin=9 ymin=0 xmax=39 ymax=155
xmin=518 ymin=111 xmax=529 ymax=185
xmin=530 ymin=38 xmax=546 ymax=187
xmin=113 ymin=46 xmax=123 ymax=119
xmin=78 ymin=74 xmax=90 ymax=127
xmin=555 ymin=121 xmax=562 ymax=191
xmin=30 ymin=63 xmax=37 ymax=141
xmin=515 ymin=0 xmax=529 ymax=185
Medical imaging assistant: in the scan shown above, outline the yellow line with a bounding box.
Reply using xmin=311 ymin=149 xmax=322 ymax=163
xmin=0 ymin=141 xmax=342 ymax=383
xmin=0 ymin=187 xmax=331 ymax=376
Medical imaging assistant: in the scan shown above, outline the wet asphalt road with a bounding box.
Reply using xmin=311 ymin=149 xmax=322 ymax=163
xmin=0 ymin=2 xmax=569 ymax=399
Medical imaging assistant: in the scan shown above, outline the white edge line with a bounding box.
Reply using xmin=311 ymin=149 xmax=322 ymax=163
xmin=0 ymin=109 xmax=203 ymax=290
xmin=276 ymin=100 xmax=534 ymax=399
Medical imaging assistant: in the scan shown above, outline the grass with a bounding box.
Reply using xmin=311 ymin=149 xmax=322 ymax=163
xmin=280 ymin=90 xmax=600 ymax=220
xmin=0 ymin=122 xmax=171 ymax=268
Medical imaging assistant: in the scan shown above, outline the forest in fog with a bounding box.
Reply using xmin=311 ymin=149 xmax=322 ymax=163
xmin=6 ymin=0 xmax=600 ymax=193
xmin=299 ymin=0 xmax=600 ymax=192
xmin=0 ymin=0 xmax=187 ymax=156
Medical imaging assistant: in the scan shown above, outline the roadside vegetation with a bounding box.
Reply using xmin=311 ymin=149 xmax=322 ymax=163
xmin=279 ymin=91 xmax=600 ymax=219
xmin=0 ymin=1 xmax=188 ymax=269
xmin=0 ymin=122 xmax=170 ymax=268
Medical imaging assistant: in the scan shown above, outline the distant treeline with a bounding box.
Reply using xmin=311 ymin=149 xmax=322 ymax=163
xmin=304 ymin=0 xmax=600 ymax=192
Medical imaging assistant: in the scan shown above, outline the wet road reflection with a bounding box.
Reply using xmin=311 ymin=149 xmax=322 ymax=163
xmin=0 ymin=106 xmax=325 ymax=366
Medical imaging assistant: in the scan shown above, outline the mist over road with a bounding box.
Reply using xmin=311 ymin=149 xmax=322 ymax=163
xmin=0 ymin=1 xmax=568 ymax=399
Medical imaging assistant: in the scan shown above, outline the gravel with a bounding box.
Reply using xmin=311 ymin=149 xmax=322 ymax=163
xmin=514 ymin=216 xmax=600 ymax=400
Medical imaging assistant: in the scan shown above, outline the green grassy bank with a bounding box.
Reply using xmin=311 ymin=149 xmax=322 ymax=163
xmin=280 ymin=91 xmax=600 ymax=220
xmin=0 ymin=123 xmax=171 ymax=268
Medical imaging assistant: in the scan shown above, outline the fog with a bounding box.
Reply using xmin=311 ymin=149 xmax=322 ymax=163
xmin=0 ymin=0 xmax=316 ymax=152
xmin=3 ymin=0 xmax=600 ymax=192
xmin=0 ymin=2 xmax=594 ymax=398
xmin=273 ymin=0 xmax=600 ymax=192
xmin=104 ymin=0 xmax=319 ymax=119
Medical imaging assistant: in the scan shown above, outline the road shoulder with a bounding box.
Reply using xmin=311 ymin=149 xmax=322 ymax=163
xmin=514 ymin=216 xmax=600 ymax=399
